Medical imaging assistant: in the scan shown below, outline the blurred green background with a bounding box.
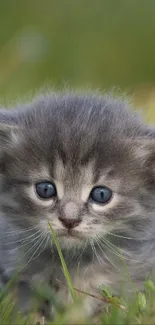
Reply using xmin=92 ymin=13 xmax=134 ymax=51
xmin=1 ymin=0 xmax=155 ymax=120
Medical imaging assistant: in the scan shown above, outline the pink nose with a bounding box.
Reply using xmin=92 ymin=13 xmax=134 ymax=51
xmin=58 ymin=217 xmax=81 ymax=229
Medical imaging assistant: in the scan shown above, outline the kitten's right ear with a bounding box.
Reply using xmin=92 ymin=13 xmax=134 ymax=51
xmin=0 ymin=124 xmax=21 ymax=172
xmin=0 ymin=123 xmax=20 ymax=148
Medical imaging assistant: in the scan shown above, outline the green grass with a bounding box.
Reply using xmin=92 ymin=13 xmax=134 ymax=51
xmin=1 ymin=286 xmax=155 ymax=325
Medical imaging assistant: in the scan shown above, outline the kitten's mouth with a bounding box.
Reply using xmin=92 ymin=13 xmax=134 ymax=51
xmin=57 ymin=229 xmax=81 ymax=239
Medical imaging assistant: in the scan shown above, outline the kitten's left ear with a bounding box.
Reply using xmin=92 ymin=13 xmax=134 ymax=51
xmin=132 ymin=138 xmax=155 ymax=171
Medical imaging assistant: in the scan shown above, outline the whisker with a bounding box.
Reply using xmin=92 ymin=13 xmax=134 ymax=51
xmin=29 ymin=234 xmax=49 ymax=261
xmin=101 ymin=236 xmax=129 ymax=257
xmin=22 ymin=235 xmax=47 ymax=269
xmin=18 ymin=231 xmax=47 ymax=263
xmin=94 ymin=236 xmax=119 ymax=271
xmin=3 ymin=229 xmax=42 ymax=245
xmin=3 ymin=226 xmax=39 ymax=237
xmin=97 ymin=235 xmax=150 ymax=265
xmin=98 ymin=237 xmax=125 ymax=262
xmin=107 ymin=231 xmax=149 ymax=241
xmin=10 ymin=231 xmax=44 ymax=252
xmin=98 ymin=235 xmax=132 ymax=260
xmin=76 ymin=239 xmax=88 ymax=263
xmin=90 ymin=238 xmax=104 ymax=266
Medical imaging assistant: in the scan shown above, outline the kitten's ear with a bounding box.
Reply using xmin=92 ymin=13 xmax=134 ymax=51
xmin=132 ymin=138 xmax=155 ymax=170
xmin=0 ymin=123 xmax=20 ymax=148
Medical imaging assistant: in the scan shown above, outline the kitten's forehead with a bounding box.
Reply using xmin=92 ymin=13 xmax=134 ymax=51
xmin=52 ymin=158 xmax=115 ymax=201
xmin=53 ymin=158 xmax=95 ymax=186
xmin=52 ymin=157 xmax=132 ymax=199
xmin=52 ymin=159 xmax=128 ymax=195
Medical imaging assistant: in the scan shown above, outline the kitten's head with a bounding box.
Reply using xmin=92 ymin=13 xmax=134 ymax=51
xmin=0 ymin=93 xmax=155 ymax=253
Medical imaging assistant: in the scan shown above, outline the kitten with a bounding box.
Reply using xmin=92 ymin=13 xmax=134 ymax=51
xmin=0 ymin=92 xmax=155 ymax=318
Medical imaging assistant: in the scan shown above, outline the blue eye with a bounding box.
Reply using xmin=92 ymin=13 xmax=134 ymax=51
xmin=90 ymin=186 xmax=112 ymax=204
xmin=36 ymin=181 xmax=57 ymax=199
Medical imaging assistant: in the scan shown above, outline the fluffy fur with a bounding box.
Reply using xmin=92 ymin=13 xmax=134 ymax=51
xmin=0 ymin=92 xmax=155 ymax=317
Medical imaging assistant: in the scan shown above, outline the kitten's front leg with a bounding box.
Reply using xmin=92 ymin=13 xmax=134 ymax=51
xmin=16 ymin=280 xmax=36 ymax=314
xmin=14 ymin=282 xmax=45 ymax=325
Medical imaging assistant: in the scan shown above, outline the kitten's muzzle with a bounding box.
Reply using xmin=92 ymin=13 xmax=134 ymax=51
xmin=58 ymin=201 xmax=82 ymax=229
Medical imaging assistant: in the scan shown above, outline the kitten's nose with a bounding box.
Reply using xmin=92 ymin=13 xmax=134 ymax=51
xmin=59 ymin=217 xmax=81 ymax=229
xmin=58 ymin=202 xmax=81 ymax=229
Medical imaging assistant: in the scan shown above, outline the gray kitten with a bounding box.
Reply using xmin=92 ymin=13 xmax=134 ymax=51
xmin=0 ymin=92 xmax=155 ymax=318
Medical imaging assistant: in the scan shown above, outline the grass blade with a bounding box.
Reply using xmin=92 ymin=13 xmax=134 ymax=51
xmin=48 ymin=222 xmax=76 ymax=302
